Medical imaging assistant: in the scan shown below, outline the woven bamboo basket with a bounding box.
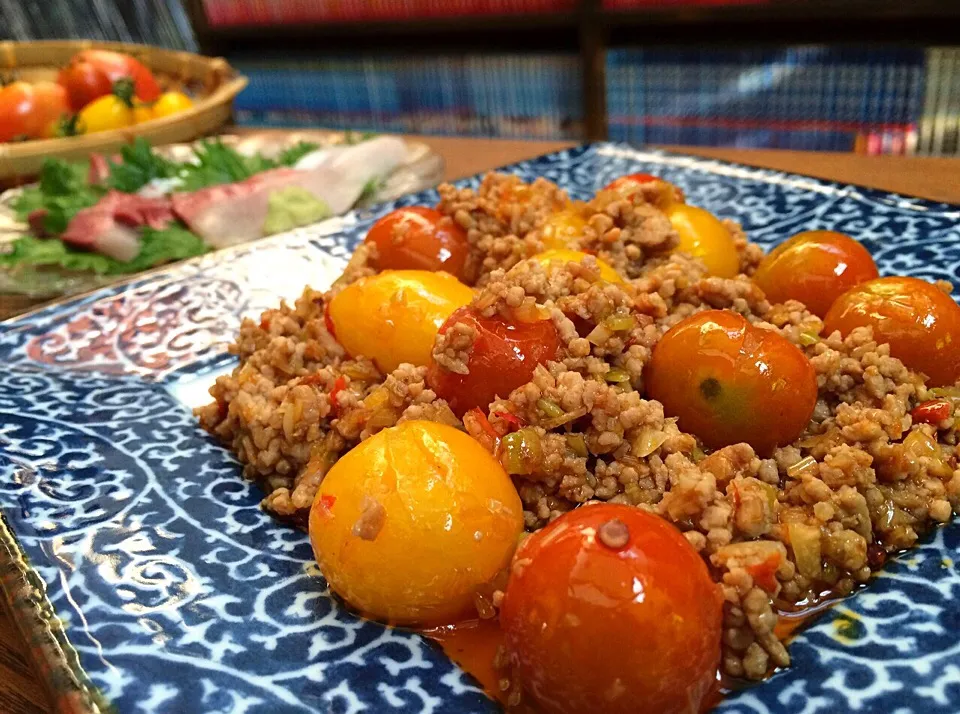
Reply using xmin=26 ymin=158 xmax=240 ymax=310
xmin=0 ymin=40 xmax=247 ymax=183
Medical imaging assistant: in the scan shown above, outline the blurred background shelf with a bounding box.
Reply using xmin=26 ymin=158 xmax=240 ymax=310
xmin=1 ymin=0 xmax=959 ymax=155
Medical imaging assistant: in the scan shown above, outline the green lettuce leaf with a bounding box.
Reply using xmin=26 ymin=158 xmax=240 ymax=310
xmin=0 ymin=224 xmax=209 ymax=276
xmin=106 ymin=137 xmax=179 ymax=193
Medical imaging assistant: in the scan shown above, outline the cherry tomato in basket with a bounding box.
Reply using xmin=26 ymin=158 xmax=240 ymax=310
xmin=364 ymin=207 xmax=469 ymax=279
xmin=603 ymin=172 xmax=683 ymax=209
xmin=310 ymin=420 xmax=523 ymax=625
xmin=500 ymin=503 xmax=722 ymax=714
xmin=823 ymin=276 xmax=960 ymax=387
xmin=66 ymin=50 xmax=160 ymax=107
xmin=427 ymin=306 xmax=561 ymax=417
xmin=753 ymin=230 xmax=879 ymax=317
xmin=664 ymin=203 xmax=740 ymax=279
xmin=328 ymin=270 xmax=473 ymax=375
xmin=151 ymin=90 xmax=193 ymax=119
xmin=646 ymin=310 xmax=817 ymax=454
xmin=0 ymin=81 xmax=69 ymax=142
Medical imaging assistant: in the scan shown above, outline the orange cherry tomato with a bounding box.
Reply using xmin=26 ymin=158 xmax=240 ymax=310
xmin=823 ymin=276 xmax=960 ymax=386
xmin=538 ymin=208 xmax=587 ymax=251
xmin=753 ymin=230 xmax=879 ymax=317
xmin=603 ymin=172 xmax=683 ymax=209
xmin=310 ymin=421 xmax=523 ymax=625
xmin=646 ymin=310 xmax=817 ymax=454
xmin=427 ymin=306 xmax=561 ymax=417
xmin=664 ymin=203 xmax=740 ymax=278
xmin=501 ymin=503 xmax=723 ymax=714
xmin=364 ymin=207 xmax=469 ymax=279
xmin=0 ymin=82 xmax=69 ymax=142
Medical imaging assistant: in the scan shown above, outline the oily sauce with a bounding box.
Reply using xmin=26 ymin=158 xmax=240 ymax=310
xmin=422 ymin=596 xmax=839 ymax=713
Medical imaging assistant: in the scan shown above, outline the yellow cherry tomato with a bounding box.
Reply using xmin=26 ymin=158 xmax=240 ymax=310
xmin=539 ymin=208 xmax=588 ymax=250
xmin=309 ymin=420 xmax=524 ymax=625
xmin=664 ymin=203 xmax=740 ymax=279
xmin=531 ymin=248 xmax=623 ymax=283
xmin=328 ymin=270 xmax=473 ymax=374
xmin=151 ymin=91 xmax=193 ymax=119
xmin=77 ymin=95 xmax=134 ymax=134
xmin=132 ymin=101 xmax=154 ymax=124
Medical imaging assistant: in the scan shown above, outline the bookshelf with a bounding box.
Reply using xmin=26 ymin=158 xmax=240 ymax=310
xmin=184 ymin=0 xmax=960 ymax=149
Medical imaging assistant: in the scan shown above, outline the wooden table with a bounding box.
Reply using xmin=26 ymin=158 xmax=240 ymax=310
xmin=2 ymin=136 xmax=959 ymax=714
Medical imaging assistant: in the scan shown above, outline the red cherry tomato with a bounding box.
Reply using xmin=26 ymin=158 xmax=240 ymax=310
xmin=602 ymin=172 xmax=683 ymax=208
xmin=823 ymin=276 xmax=960 ymax=387
xmin=364 ymin=207 xmax=469 ymax=279
xmin=427 ymin=306 xmax=560 ymax=417
xmin=753 ymin=230 xmax=879 ymax=317
xmin=57 ymin=60 xmax=113 ymax=111
xmin=0 ymin=81 xmax=70 ymax=142
xmin=501 ymin=503 xmax=722 ymax=714
xmin=646 ymin=310 xmax=817 ymax=454
xmin=59 ymin=50 xmax=160 ymax=110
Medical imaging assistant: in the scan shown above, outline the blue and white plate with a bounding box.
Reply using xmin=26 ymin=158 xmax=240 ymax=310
xmin=1 ymin=144 xmax=959 ymax=714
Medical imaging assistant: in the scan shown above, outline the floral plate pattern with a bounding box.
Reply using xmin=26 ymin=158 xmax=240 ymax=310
xmin=1 ymin=144 xmax=959 ymax=714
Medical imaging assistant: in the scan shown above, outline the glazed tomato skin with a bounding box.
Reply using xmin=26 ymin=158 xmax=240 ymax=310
xmin=603 ymin=172 xmax=683 ymax=208
xmin=753 ymin=231 xmax=879 ymax=317
xmin=665 ymin=203 xmax=740 ymax=278
xmin=427 ymin=306 xmax=561 ymax=417
xmin=364 ymin=207 xmax=469 ymax=278
xmin=646 ymin=310 xmax=817 ymax=454
xmin=501 ymin=503 xmax=722 ymax=714
xmin=0 ymin=82 xmax=69 ymax=142
xmin=310 ymin=421 xmax=523 ymax=625
xmin=328 ymin=270 xmax=473 ymax=374
xmin=538 ymin=208 xmax=587 ymax=251
xmin=823 ymin=276 xmax=960 ymax=386
xmin=531 ymin=248 xmax=623 ymax=283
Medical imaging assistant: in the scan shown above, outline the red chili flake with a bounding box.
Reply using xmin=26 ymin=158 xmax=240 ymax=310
xmin=492 ymin=411 xmax=523 ymax=431
xmin=324 ymin=302 xmax=336 ymax=338
xmin=911 ymin=399 xmax=951 ymax=425
xmin=329 ymin=375 xmax=348 ymax=414
xmin=259 ymin=316 xmax=271 ymax=331
xmin=216 ymin=398 xmax=228 ymax=419
xmin=745 ymin=552 xmax=782 ymax=594
xmin=316 ymin=493 xmax=337 ymax=517
xmin=468 ymin=407 xmax=499 ymax=443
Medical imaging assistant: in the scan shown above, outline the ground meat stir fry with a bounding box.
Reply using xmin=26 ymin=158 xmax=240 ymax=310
xmin=198 ymin=171 xmax=960 ymax=683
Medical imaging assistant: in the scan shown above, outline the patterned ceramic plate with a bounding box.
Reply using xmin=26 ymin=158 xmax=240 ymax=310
xmin=1 ymin=144 xmax=959 ymax=714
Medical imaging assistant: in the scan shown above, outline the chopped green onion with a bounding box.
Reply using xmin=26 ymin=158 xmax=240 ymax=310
xmin=602 ymin=313 xmax=636 ymax=332
xmin=499 ymin=428 xmax=543 ymax=475
xmin=566 ymin=433 xmax=588 ymax=458
xmin=604 ymin=367 xmax=631 ymax=383
xmin=537 ymin=398 xmax=565 ymax=420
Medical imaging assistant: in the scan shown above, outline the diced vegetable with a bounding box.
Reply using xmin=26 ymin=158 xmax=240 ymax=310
xmin=632 ymin=427 xmax=667 ymax=457
xmin=604 ymin=367 xmax=631 ymax=383
xmin=787 ymin=522 xmax=823 ymax=580
xmin=786 ymin=455 xmax=817 ymax=478
xmin=910 ymin=400 xmax=951 ymax=425
xmin=566 ymin=433 xmax=588 ymax=458
xmin=499 ymin=427 xmax=543 ymax=475
xmin=797 ymin=331 xmax=820 ymax=347
xmin=537 ymin=398 xmax=565 ymax=420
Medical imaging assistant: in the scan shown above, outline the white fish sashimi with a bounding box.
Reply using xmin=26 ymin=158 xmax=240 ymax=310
xmin=172 ymin=137 xmax=410 ymax=248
